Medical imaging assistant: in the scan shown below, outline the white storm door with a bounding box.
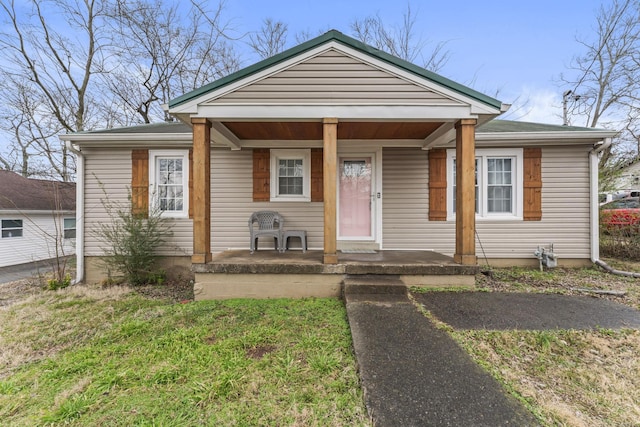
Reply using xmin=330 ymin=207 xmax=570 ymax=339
xmin=338 ymin=156 xmax=374 ymax=240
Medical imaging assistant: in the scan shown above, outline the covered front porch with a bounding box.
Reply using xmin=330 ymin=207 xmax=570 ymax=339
xmin=165 ymin=30 xmax=507 ymax=299
xmin=192 ymin=249 xmax=479 ymax=300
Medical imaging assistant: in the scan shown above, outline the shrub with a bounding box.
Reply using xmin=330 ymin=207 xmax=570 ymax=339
xmin=600 ymin=211 xmax=640 ymax=260
xmin=47 ymin=274 xmax=72 ymax=290
xmin=94 ymin=192 xmax=171 ymax=285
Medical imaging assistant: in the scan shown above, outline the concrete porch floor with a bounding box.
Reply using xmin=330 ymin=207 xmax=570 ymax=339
xmin=193 ymin=249 xmax=479 ymax=275
xmin=192 ymin=250 xmax=479 ymax=300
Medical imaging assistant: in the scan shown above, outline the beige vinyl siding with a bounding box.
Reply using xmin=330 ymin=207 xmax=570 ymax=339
xmin=83 ymin=148 xmax=192 ymax=257
xmin=382 ymin=146 xmax=592 ymax=260
xmin=207 ymin=49 xmax=460 ymax=106
xmin=211 ymin=148 xmax=323 ymax=252
xmin=382 ymin=148 xmax=447 ymax=250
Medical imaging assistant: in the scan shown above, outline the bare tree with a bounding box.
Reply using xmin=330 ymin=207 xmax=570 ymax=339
xmin=561 ymin=0 xmax=640 ymax=172
xmin=249 ymin=18 xmax=288 ymax=59
xmin=105 ymin=0 xmax=240 ymax=123
xmin=350 ymin=4 xmax=450 ymax=72
xmin=0 ymin=0 xmax=109 ymax=180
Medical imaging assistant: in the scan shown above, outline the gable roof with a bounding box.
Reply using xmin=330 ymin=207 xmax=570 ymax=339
xmin=169 ymin=30 xmax=503 ymax=111
xmin=0 ymin=170 xmax=75 ymax=211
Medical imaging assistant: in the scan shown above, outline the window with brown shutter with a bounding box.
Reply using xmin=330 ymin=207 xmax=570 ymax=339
xmin=523 ymin=147 xmax=542 ymax=221
xmin=253 ymin=148 xmax=321 ymax=202
xmin=428 ymin=149 xmax=447 ymax=221
xmin=131 ymin=149 xmax=149 ymax=217
xmin=132 ymin=149 xmax=193 ymax=218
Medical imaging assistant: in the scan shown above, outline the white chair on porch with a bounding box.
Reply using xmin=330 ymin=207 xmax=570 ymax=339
xmin=249 ymin=211 xmax=285 ymax=254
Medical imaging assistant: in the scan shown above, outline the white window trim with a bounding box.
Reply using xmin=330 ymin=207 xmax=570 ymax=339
xmin=446 ymin=148 xmax=523 ymax=221
xmin=270 ymin=149 xmax=311 ymax=202
xmin=1 ymin=219 xmax=23 ymax=238
xmin=149 ymin=149 xmax=190 ymax=218
xmin=63 ymin=217 xmax=76 ymax=239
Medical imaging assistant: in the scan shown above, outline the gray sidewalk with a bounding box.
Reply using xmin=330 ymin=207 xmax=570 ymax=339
xmin=345 ymin=291 xmax=640 ymax=426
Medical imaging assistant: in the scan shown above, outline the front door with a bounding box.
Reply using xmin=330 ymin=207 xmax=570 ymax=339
xmin=339 ymin=156 xmax=374 ymax=240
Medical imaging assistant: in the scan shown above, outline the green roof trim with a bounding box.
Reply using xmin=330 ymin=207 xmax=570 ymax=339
xmin=169 ymin=30 xmax=503 ymax=110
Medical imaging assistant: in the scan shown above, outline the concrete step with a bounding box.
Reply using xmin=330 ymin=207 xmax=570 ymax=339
xmin=342 ymin=274 xmax=407 ymax=296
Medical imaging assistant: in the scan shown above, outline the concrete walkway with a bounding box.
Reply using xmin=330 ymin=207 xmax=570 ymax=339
xmin=345 ymin=291 xmax=640 ymax=426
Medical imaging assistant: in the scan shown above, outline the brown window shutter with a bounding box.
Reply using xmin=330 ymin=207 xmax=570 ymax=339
xmin=253 ymin=149 xmax=270 ymax=201
xmin=523 ymin=147 xmax=542 ymax=221
xmin=131 ymin=149 xmax=149 ymax=217
xmin=428 ymin=149 xmax=447 ymax=221
xmin=188 ymin=149 xmax=194 ymax=219
xmin=311 ymin=148 xmax=324 ymax=202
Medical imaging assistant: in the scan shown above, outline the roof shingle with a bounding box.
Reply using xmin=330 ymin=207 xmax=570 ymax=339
xmin=0 ymin=170 xmax=75 ymax=211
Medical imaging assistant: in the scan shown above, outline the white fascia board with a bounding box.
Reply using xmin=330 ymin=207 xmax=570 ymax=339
xmin=476 ymin=130 xmax=618 ymax=144
xmin=0 ymin=209 xmax=75 ymax=215
xmin=170 ymin=43 xmax=341 ymax=115
xmin=59 ymin=133 xmax=194 ymax=148
xmin=171 ymin=40 xmax=502 ymax=117
xmin=191 ymin=104 xmax=477 ymax=121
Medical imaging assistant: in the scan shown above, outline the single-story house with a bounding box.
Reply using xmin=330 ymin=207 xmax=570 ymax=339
xmin=61 ymin=30 xmax=616 ymax=299
xmin=0 ymin=170 xmax=76 ymax=268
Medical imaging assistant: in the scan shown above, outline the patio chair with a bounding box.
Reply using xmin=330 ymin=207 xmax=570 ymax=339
xmin=249 ymin=211 xmax=285 ymax=254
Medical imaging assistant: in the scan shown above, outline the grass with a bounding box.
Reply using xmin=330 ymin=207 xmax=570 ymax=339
xmin=4 ymin=261 xmax=640 ymax=426
xmin=0 ymin=285 xmax=369 ymax=426
xmin=451 ymin=329 xmax=640 ymax=426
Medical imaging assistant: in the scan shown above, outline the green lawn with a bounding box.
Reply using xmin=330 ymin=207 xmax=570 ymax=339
xmin=0 ymin=286 xmax=369 ymax=426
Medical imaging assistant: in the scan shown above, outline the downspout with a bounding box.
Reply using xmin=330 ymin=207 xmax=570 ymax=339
xmin=66 ymin=141 xmax=84 ymax=284
xmin=589 ymin=138 xmax=611 ymax=263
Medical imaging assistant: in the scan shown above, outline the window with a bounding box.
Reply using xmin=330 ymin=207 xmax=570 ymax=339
xmin=447 ymin=148 xmax=523 ymax=219
xmin=2 ymin=219 xmax=23 ymax=238
xmin=270 ymin=149 xmax=311 ymax=201
xmin=64 ymin=218 xmax=76 ymax=239
xmin=149 ymin=150 xmax=190 ymax=217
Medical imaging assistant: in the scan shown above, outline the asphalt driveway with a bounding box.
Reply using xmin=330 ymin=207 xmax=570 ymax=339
xmin=413 ymin=291 xmax=640 ymax=330
xmin=346 ymin=290 xmax=640 ymax=426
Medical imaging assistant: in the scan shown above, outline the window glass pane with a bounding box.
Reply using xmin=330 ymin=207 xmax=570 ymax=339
xmin=487 ymin=158 xmax=513 ymax=213
xmin=2 ymin=219 xmax=22 ymax=228
xmin=63 ymin=218 xmax=76 ymax=239
xmin=1 ymin=219 xmax=23 ymax=238
xmin=157 ymin=156 xmax=184 ymax=212
xmin=278 ymin=158 xmax=304 ymax=195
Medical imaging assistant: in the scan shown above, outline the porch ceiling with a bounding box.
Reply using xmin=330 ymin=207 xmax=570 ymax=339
xmin=221 ymin=121 xmax=444 ymax=140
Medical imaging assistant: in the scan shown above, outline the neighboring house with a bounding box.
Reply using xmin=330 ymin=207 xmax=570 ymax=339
xmin=61 ymin=30 xmax=616 ymax=299
xmin=612 ymin=158 xmax=640 ymax=191
xmin=0 ymin=170 xmax=76 ymax=268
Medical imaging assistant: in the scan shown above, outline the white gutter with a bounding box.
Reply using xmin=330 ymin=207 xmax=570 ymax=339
xmin=65 ymin=141 xmax=85 ymax=284
xmin=589 ymin=138 xmax=612 ymax=263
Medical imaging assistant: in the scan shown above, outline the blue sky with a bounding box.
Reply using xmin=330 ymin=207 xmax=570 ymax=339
xmin=223 ymin=0 xmax=605 ymax=124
